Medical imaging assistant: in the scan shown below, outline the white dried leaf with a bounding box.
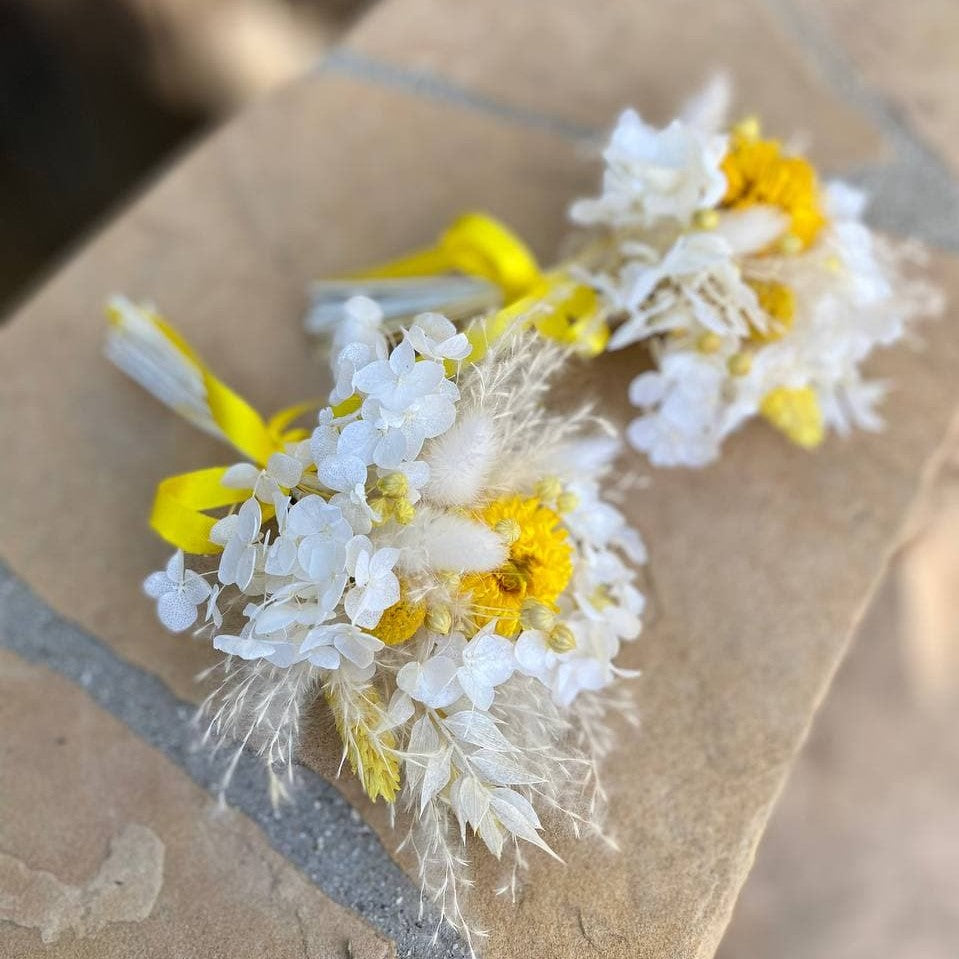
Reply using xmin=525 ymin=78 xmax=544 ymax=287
xmin=442 ymin=711 xmax=512 ymax=752
xmin=420 ymin=747 xmax=452 ymax=812
xmin=469 ymin=749 xmax=542 ymax=786
xmin=450 ymin=775 xmax=489 ymax=842
xmin=407 ymin=714 xmax=440 ymax=756
xmin=489 ymin=787 xmax=541 ymax=830
xmin=477 ymin=814 xmax=505 ymax=858
xmin=489 ymin=788 xmax=558 ymax=858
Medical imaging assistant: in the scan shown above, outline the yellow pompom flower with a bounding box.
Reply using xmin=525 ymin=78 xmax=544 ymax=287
xmin=720 ymin=118 xmax=826 ymax=250
xmin=370 ymin=591 xmax=427 ymax=646
xmin=759 ymin=386 xmax=825 ymax=449
xmin=463 ymin=495 xmax=573 ymax=637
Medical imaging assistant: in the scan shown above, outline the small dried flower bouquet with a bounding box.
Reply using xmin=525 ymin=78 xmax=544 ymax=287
xmin=106 ymin=294 xmax=646 ymax=948
xmin=309 ymin=79 xmax=941 ymax=469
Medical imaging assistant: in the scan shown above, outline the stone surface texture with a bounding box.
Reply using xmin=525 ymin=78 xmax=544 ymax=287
xmin=2 ymin=1 xmax=959 ymax=957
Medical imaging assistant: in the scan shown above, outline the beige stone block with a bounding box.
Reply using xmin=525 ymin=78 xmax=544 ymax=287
xmin=343 ymin=0 xmax=885 ymax=170
xmin=806 ymin=0 xmax=959 ymax=172
xmin=0 ymin=24 xmax=955 ymax=959
xmin=0 ymin=649 xmax=391 ymax=958
xmin=718 ymin=567 xmax=959 ymax=958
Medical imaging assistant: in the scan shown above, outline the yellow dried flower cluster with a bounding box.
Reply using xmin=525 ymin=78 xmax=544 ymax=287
xmin=463 ymin=494 xmax=573 ymax=637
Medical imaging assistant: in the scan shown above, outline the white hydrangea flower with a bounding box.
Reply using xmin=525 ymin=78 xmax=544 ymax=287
xmin=570 ymin=109 xmax=727 ymax=230
xmin=299 ymin=622 xmax=383 ymax=675
xmin=516 ymin=620 xmax=623 ymax=708
xmin=406 ymin=312 xmax=471 ymax=362
xmin=338 ymin=415 xmax=409 ymax=470
xmin=221 ymin=451 xmax=303 ymax=503
xmin=317 ymin=448 xmax=369 ymax=493
xmin=143 ymin=550 xmax=211 ymax=632
xmin=287 ymin=496 xmax=353 ymax=583
xmin=514 ymin=629 xmax=561 ymax=691
xmin=625 ymin=353 xmax=731 ymax=468
xmin=344 ymin=536 xmax=400 ymax=628
xmin=210 ymin=498 xmax=262 ymax=590
xmin=359 ymin=389 xmax=458 ymax=465
xmin=396 ymin=654 xmax=462 ymax=709
xmin=397 ymin=626 xmax=516 ymax=712
xmin=453 ymin=624 xmax=516 ymax=710
xmin=352 ymin=336 xmax=448 ymax=411
xmin=212 ymin=630 xmax=277 ymax=661
xmin=330 ymin=339 xmax=383 ymax=406
xmin=330 ymin=483 xmax=377 ymax=534
xmin=263 ymin=494 xmax=297 ymax=577
xmin=310 ymin=295 xmax=389 ymax=404
xmin=331 ymin=295 xmax=386 ymax=356
xmin=563 ymin=478 xmax=646 ymax=563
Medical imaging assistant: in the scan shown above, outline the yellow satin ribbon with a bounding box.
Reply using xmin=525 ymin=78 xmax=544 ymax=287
xmin=359 ymin=212 xmax=609 ymax=359
xmin=110 ymin=308 xmax=317 ymax=555
xmin=128 ymin=214 xmax=606 ymax=556
xmin=359 ymin=212 xmax=541 ymax=303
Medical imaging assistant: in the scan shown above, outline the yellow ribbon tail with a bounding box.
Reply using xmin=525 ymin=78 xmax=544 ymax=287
xmin=150 ymin=467 xmax=246 ymax=555
xmin=109 ymin=300 xmax=316 ymax=554
xmin=151 ymin=467 xmax=280 ymax=554
xmin=532 ymin=280 xmax=610 ymax=358
xmin=359 ymin=211 xmax=542 ymax=304
xmin=267 ymin=400 xmax=323 ymax=447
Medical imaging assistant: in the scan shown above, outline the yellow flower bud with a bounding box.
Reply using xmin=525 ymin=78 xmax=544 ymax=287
xmin=534 ymin=477 xmax=562 ymax=503
xmin=369 ymin=496 xmax=392 ymax=524
xmin=393 ymin=498 xmax=415 ymax=525
xmin=693 ymin=208 xmax=720 ymax=230
xmin=727 ymin=351 xmax=753 ymax=377
xmin=520 ymin=598 xmax=556 ymax=632
xmin=556 ymin=491 xmax=579 ymax=514
xmin=438 ymin=570 xmax=461 ymax=591
xmin=732 ymin=115 xmax=761 ymax=142
xmin=696 ymin=331 xmax=722 ymax=354
xmin=425 ymin=604 xmax=453 ymax=635
xmin=377 ymin=472 xmax=408 ymax=498
xmin=493 ymin=518 xmax=521 ymax=545
xmin=547 ymin=623 xmax=577 ymax=653
xmin=778 ymin=232 xmax=803 ymax=255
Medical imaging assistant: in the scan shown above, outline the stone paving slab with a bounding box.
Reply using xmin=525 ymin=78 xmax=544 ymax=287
xmin=2 ymin=2 xmax=959 ymax=958
xmin=339 ymin=0 xmax=885 ymax=170
xmin=804 ymin=0 xmax=959 ymax=175
xmin=718 ymin=573 xmax=959 ymax=959
xmin=0 ymin=648 xmax=393 ymax=959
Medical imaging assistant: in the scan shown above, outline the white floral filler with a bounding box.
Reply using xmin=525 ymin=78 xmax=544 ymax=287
xmin=114 ymin=299 xmax=645 ymax=947
xmin=566 ymin=79 xmax=943 ymax=466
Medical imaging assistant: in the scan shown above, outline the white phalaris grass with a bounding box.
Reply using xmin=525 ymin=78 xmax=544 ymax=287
xmin=568 ymin=76 xmax=943 ymax=467
xmin=118 ymin=299 xmax=646 ymax=951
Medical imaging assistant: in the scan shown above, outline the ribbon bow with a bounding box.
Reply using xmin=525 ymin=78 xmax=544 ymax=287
xmin=108 ymin=302 xmax=316 ymax=555
xmin=109 ymin=213 xmax=607 ymax=555
xmin=359 ymin=211 xmax=610 ymax=359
